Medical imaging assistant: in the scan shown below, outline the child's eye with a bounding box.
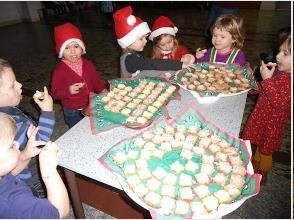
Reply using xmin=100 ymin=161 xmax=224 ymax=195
xmin=74 ymin=45 xmax=80 ymax=48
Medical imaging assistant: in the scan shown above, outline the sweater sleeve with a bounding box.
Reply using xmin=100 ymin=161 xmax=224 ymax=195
xmin=175 ymin=46 xmax=190 ymax=60
xmin=260 ymin=73 xmax=291 ymax=110
xmin=234 ymin=50 xmax=246 ymax=66
xmin=87 ymin=61 xmax=107 ymax=93
xmin=125 ymin=53 xmax=182 ymax=73
xmin=36 ymin=111 xmax=55 ymax=142
xmin=51 ymin=64 xmax=72 ymax=100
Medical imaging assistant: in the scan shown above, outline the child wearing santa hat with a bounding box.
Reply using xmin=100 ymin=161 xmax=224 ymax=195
xmin=51 ymin=22 xmax=106 ymax=128
xmin=149 ymin=16 xmax=195 ymax=65
xmin=113 ymin=6 xmax=189 ymax=78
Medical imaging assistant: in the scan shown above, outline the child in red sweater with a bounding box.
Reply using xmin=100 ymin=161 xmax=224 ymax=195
xmin=149 ymin=16 xmax=195 ymax=65
xmin=51 ymin=22 xmax=106 ymax=128
xmin=242 ymin=34 xmax=291 ymax=185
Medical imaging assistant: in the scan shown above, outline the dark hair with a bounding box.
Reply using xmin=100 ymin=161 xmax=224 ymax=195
xmin=273 ymin=27 xmax=291 ymax=56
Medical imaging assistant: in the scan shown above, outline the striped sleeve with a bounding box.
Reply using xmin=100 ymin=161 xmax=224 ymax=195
xmin=37 ymin=111 xmax=55 ymax=141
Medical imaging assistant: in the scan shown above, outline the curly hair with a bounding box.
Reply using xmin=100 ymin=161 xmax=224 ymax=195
xmin=151 ymin=34 xmax=179 ymax=59
xmin=210 ymin=14 xmax=245 ymax=49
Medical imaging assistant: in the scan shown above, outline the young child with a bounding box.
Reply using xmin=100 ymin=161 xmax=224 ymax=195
xmin=0 ymin=58 xmax=55 ymax=197
xmin=242 ymin=34 xmax=291 ymax=185
xmin=149 ymin=16 xmax=195 ymax=65
xmin=51 ymin=22 xmax=107 ymax=128
xmin=113 ymin=6 xmax=189 ymax=78
xmin=196 ymin=14 xmax=246 ymax=66
xmin=0 ymin=112 xmax=69 ymax=218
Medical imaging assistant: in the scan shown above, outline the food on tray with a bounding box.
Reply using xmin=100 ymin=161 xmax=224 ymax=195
xmin=101 ymin=80 xmax=177 ymax=126
xmin=109 ymin=123 xmax=248 ymax=217
xmin=177 ymin=63 xmax=252 ymax=95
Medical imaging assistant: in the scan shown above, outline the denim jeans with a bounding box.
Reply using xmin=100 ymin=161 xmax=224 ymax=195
xmin=63 ymin=108 xmax=83 ymax=128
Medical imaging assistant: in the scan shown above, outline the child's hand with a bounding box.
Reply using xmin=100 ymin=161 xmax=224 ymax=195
xmin=195 ymin=48 xmax=207 ymax=59
xmin=260 ymin=61 xmax=277 ymax=80
xmin=69 ymin=82 xmax=85 ymax=95
xmin=22 ymin=124 xmax=47 ymax=160
xmin=33 ymin=86 xmax=53 ymax=112
xmin=181 ymin=54 xmax=195 ymax=66
xmin=39 ymin=141 xmax=61 ymax=178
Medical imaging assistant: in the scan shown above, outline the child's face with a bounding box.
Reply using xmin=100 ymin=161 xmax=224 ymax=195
xmin=157 ymin=35 xmax=175 ymax=52
xmin=212 ymin=28 xmax=234 ymax=53
xmin=0 ymin=140 xmax=20 ymax=176
xmin=128 ymin=35 xmax=148 ymax=52
xmin=63 ymin=41 xmax=83 ymax=62
xmin=276 ymin=41 xmax=291 ymax=73
xmin=0 ymin=67 xmax=22 ymax=107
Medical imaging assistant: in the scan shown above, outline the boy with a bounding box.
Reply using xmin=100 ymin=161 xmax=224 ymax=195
xmin=0 ymin=58 xmax=55 ymax=197
xmin=0 ymin=112 xmax=69 ymax=218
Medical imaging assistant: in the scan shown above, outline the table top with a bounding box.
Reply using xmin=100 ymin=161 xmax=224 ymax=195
xmin=55 ymin=71 xmax=247 ymax=190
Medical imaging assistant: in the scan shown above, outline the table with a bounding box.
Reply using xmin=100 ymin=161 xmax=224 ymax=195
xmin=55 ymin=71 xmax=248 ymax=218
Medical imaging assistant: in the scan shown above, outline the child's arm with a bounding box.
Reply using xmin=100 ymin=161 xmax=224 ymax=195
xmin=125 ymin=53 xmax=183 ymax=73
xmin=11 ymin=125 xmax=46 ymax=175
xmin=33 ymin=86 xmax=55 ymax=142
xmin=259 ymin=61 xmax=291 ymax=110
xmin=39 ymin=141 xmax=69 ymax=218
xmin=88 ymin=61 xmax=107 ymax=93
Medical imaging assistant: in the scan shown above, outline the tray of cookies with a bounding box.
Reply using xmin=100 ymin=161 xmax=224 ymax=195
xmin=89 ymin=77 xmax=179 ymax=133
xmin=174 ymin=62 xmax=257 ymax=104
xmin=99 ymin=103 xmax=261 ymax=219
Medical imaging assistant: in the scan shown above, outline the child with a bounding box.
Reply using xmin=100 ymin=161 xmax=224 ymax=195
xmin=51 ymin=22 xmax=107 ymax=128
xmin=0 ymin=58 xmax=55 ymax=197
xmin=0 ymin=112 xmax=69 ymax=218
xmin=149 ymin=16 xmax=195 ymax=65
xmin=113 ymin=6 xmax=189 ymax=78
xmin=196 ymin=14 xmax=246 ymax=66
xmin=242 ymin=34 xmax=291 ymax=185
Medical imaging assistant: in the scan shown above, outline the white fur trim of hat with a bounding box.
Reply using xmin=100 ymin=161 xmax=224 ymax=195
xmin=149 ymin=26 xmax=178 ymax=41
xmin=117 ymin=22 xmax=151 ymax=48
xmin=58 ymin=38 xmax=86 ymax=58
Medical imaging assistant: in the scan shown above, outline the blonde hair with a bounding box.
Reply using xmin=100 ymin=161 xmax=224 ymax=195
xmin=151 ymin=34 xmax=179 ymax=59
xmin=210 ymin=14 xmax=245 ymax=49
xmin=0 ymin=58 xmax=12 ymax=88
xmin=0 ymin=112 xmax=16 ymax=148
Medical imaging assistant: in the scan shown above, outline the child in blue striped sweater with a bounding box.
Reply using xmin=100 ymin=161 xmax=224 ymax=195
xmin=0 ymin=58 xmax=55 ymax=197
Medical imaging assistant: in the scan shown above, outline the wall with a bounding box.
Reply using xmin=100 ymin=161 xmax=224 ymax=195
xmin=0 ymin=2 xmax=42 ymax=26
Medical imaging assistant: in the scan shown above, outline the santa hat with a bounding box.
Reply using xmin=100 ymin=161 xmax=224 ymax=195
xmin=54 ymin=22 xmax=86 ymax=58
xmin=149 ymin=16 xmax=178 ymax=41
xmin=113 ymin=6 xmax=150 ymax=48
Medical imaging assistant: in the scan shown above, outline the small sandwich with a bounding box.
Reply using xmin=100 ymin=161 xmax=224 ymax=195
xmin=33 ymin=90 xmax=44 ymax=100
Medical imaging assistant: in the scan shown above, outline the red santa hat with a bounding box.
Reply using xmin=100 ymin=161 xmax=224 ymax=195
xmin=149 ymin=16 xmax=178 ymax=41
xmin=54 ymin=22 xmax=86 ymax=58
xmin=113 ymin=6 xmax=150 ymax=48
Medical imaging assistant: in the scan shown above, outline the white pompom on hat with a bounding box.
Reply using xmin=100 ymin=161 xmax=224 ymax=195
xmin=54 ymin=22 xmax=86 ymax=58
xmin=149 ymin=16 xmax=178 ymax=41
xmin=113 ymin=6 xmax=151 ymax=48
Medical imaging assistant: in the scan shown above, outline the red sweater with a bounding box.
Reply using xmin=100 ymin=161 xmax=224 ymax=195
xmin=51 ymin=58 xmax=106 ymax=109
xmin=242 ymin=70 xmax=291 ymax=155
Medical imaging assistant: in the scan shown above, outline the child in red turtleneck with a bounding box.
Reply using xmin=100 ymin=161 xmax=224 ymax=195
xmin=51 ymin=22 xmax=106 ymax=128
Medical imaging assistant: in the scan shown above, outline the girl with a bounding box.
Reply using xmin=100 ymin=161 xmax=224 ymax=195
xmin=195 ymin=14 xmax=246 ymax=66
xmin=149 ymin=16 xmax=195 ymax=64
xmin=242 ymin=34 xmax=291 ymax=185
xmin=113 ymin=6 xmax=189 ymax=78
xmin=51 ymin=22 xmax=106 ymax=128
